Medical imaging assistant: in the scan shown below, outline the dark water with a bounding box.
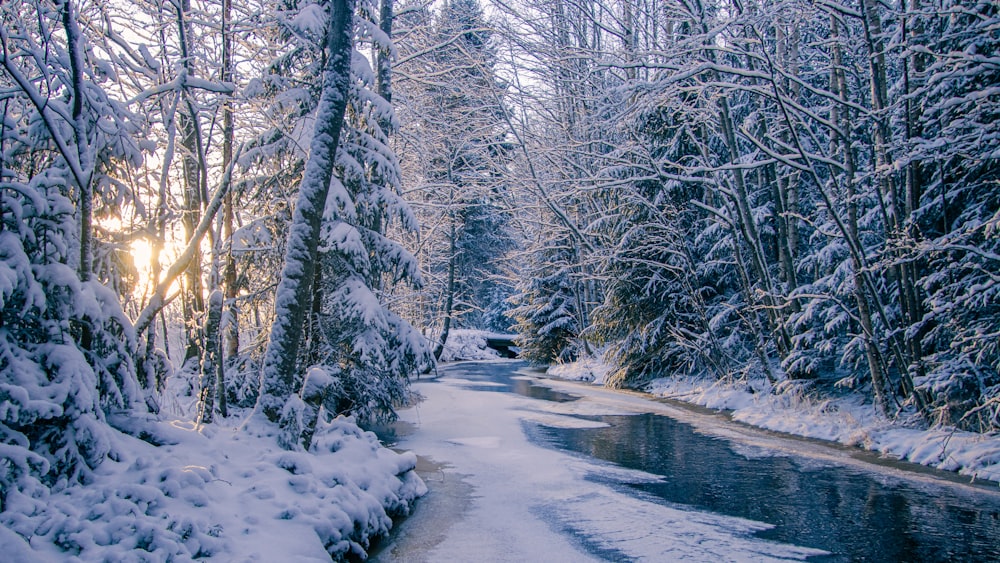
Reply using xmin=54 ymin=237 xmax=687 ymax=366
xmin=525 ymin=412 xmax=1000 ymax=562
xmin=465 ymin=362 xmax=1000 ymax=562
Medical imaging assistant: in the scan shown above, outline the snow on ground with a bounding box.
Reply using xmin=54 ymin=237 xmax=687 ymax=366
xmin=0 ymin=413 xmax=425 ymax=561
xmin=547 ymin=357 xmax=611 ymax=385
xmin=436 ymin=329 xmax=513 ymax=362
xmin=547 ymin=358 xmax=1000 ymax=484
xmin=375 ymin=362 xmax=826 ymax=562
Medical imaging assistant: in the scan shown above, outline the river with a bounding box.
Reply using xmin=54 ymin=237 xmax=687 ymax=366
xmin=371 ymin=361 xmax=1000 ymax=562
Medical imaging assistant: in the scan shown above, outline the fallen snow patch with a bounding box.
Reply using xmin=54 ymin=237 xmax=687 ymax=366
xmin=437 ymin=329 xmax=512 ymax=362
xmin=546 ymin=356 xmax=611 ymax=384
xmin=517 ymin=410 xmax=611 ymax=429
xmin=0 ymin=414 xmax=425 ymax=561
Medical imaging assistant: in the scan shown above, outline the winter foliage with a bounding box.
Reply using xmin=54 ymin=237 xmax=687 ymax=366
xmin=2 ymin=0 xmax=1000 ymax=557
xmin=2 ymin=0 xmax=425 ymax=557
xmin=390 ymin=0 xmax=517 ymax=349
xmin=496 ymin=0 xmax=1000 ymax=433
xmin=1 ymin=0 xmax=143 ymax=512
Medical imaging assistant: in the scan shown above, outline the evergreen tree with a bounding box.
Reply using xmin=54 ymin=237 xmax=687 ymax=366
xmin=393 ymin=0 xmax=515 ymax=349
xmin=253 ymin=0 xmax=429 ymax=437
xmin=909 ymin=0 xmax=1000 ymax=429
xmin=508 ymin=238 xmax=581 ymax=364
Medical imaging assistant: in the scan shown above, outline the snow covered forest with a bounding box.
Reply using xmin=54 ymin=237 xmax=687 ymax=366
xmin=1 ymin=0 xmax=999 ymax=558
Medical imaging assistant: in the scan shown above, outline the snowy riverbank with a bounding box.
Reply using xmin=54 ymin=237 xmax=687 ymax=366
xmin=547 ymin=358 xmax=1000 ymax=484
xmin=0 ymin=413 xmax=425 ymax=561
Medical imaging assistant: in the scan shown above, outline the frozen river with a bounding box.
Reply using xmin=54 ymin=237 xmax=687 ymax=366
xmin=371 ymin=361 xmax=1000 ymax=561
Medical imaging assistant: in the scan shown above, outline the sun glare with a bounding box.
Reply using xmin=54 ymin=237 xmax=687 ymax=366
xmin=127 ymin=236 xmax=184 ymax=298
xmin=130 ymin=238 xmax=153 ymax=271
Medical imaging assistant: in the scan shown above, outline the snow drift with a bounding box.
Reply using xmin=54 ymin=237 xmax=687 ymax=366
xmin=0 ymin=414 xmax=425 ymax=561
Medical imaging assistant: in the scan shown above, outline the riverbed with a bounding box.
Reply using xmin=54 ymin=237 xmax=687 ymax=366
xmin=371 ymin=361 xmax=1000 ymax=561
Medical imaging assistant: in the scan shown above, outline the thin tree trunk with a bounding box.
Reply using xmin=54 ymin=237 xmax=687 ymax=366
xmin=198 ymin=291 xmax=223 ymax=424
xmin=376 ymin=0 xmax=393 ymax=106
xmin=366 ymin=0 xmax=394 ymax=291
xmin=134 ymin=146 xmax=241 ymax=339
xmin=176 ymin=0 xmax=204 ymax=363
xmin=858 ymin=0 xmax=923 ymax=404
xmin=433 ymin=218 xmax=457 ymax=361
xmin=62 ymin=0 xmax=93 ymax=282
xmin=717 ymin=95 xmax=793 ymax=359
xmin=898 ymin=0 xmax=929 ymax=398
xmin=221 ymin=0 xmax=239 ymax=366
xmin=217 ymin=0 xmax=235 ymax=418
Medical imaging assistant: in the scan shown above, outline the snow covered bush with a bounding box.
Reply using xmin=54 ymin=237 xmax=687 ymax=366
xmin=436 ymin=329 xmax=505 ymax=362
xmin=0 ymin=161 xmax=141 ymax=511
xmin=1 ymin=413 xmax=425 ymax=561
xmin=1 ymin=0 xmax=145 ymax=510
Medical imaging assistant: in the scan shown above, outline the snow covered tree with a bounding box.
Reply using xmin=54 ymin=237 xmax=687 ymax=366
xmin=907 ymin=0 xmax=1000 ymax=430
xmin=508 ymin=236 xmax=581 ymax=364
xmin=256 ymin=0 xmax=429 ymax=436
xmin=257 ymin=0 xmax=358 ymax=424
xmin=491 ymin=0 xmax=1000 ymax=430
xmin=305 ymin=0 xmax=431 ymax=426
xmin=491 ymin=0 xmax=628 ymax=363
xmin=392 ymin=0 xmax=516 ymax=351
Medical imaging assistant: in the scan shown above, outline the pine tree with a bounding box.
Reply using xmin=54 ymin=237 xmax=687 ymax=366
xmin=255 ymin=0 xmax=429 ymax=438
xmin=908 ymin=0 xmax=1000 ymax=429
xmin=509 ymin=238 xmax=581 ymax=364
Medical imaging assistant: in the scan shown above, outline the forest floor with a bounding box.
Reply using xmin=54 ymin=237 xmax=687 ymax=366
xmin=0 ymin=409 xmax=425 ymax=561
xmin=548 ymin=358 xmax=1000 ymax=484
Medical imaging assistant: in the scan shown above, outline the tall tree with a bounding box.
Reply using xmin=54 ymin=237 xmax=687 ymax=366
xmin=257 ymin=0 xmax=358 ymax=423
xmin=257 ymin=0 xmax=429 ymax=437
xmin=394 ymin=0 xmax=515 ymax=354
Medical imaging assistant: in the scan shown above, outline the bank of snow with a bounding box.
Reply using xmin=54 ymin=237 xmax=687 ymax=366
xmin=436 ymin=329 xmax=512 ymax=362
xmin=547 ymin=358 xmax=1000 ymax=484
xmin=0 ymin=413 xmax=425 ymax=561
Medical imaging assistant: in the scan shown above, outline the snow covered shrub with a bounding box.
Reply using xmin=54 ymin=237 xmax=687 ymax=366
xmin=435 ymin=329 xmax=504 ymax=362
xmin=278 ymin=395 xmax=309 ymax=450
xmin=1 ymin=0 xmax=144 ymax=509
xmin=0 ymin=183 xmax=139 ymax=509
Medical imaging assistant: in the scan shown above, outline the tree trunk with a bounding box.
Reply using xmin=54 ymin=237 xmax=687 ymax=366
xmin=221 ymin=0 xmax=239 ymax=365
xmin=858 ymin=0 xmax=923 ymax=405
xmin=433 ymin=218 xmax=457 ymax=361
xmin=62 ymin=0 xmax=92 ymax=282
xmin=366 ymin=0 xmax=394 ymax=291
xmin=257 ymin=0 xmax=357 ymax=423
xmin=198 ymin=291 xmax=223 ymax=424
xmin=376 ymin=0 xmax=393 ymax=107
xmin=717 ymin=94 xmax=793 ymax=359
xmin=176 ymin=0 xmax=205 ymax=363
